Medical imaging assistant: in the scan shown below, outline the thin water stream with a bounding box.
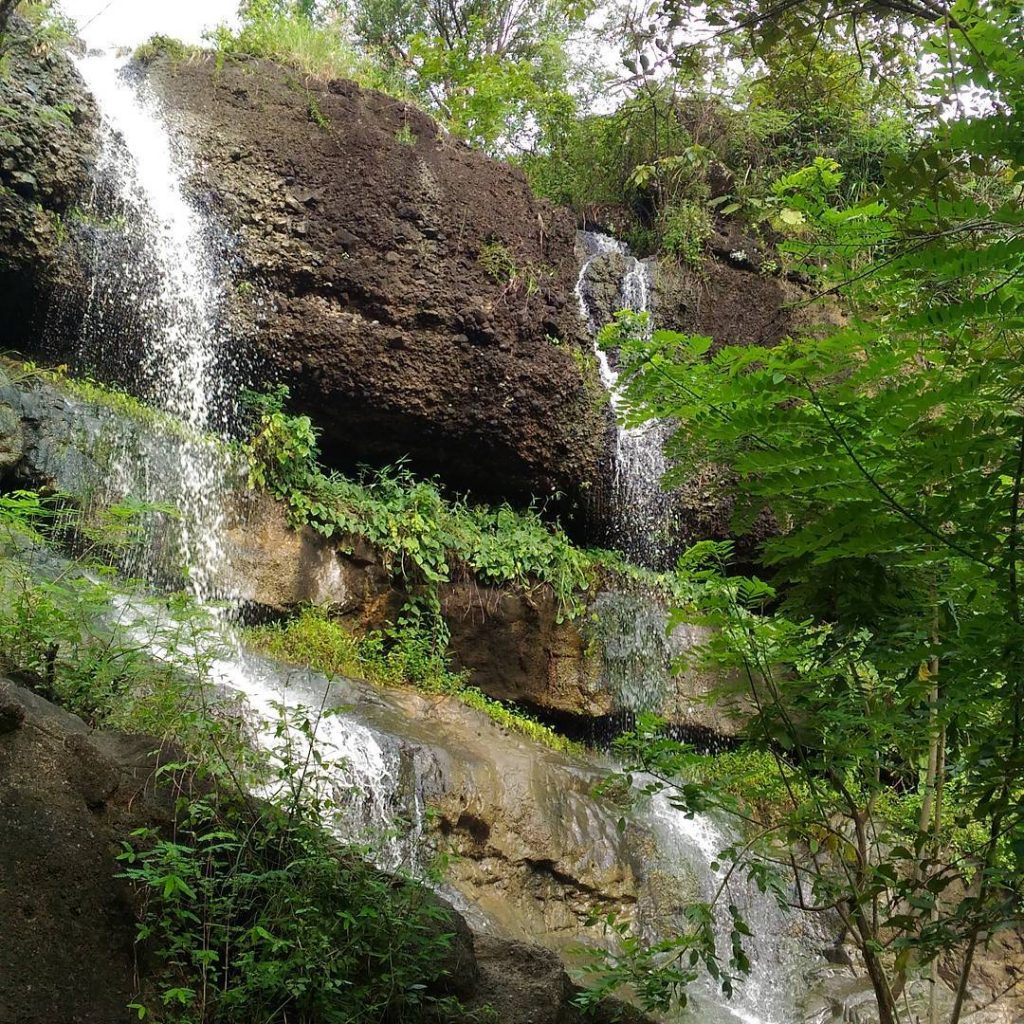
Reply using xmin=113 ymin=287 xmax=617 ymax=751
xmin=575 ymin=231 xmax=674 ymax=568
xmin=44 ymin=50 xmax=824 ymax=1024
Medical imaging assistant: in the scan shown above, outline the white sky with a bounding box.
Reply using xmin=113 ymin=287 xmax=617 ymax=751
xmin=58 ymin=0 xmax=240 ymax=49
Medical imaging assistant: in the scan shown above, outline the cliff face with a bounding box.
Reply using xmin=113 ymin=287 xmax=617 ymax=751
xmin=0 ymin=27 xmax=812 ymax=542
xmin=139 ymin=53 xmax=610 ymax=517
xmin=0 ymin=18 xmax=96 ymax=343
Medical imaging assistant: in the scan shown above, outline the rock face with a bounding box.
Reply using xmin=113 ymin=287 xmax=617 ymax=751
xmin=0 ymin=677 xmax=654 ymax=1024
xmin=137 ymin=53 xmax=609 ymax=518
xmin=0 ymin=368 xmax=743 ymax=737
xmin=0 ymin=680 xmax=178 ymax=1024
xmin=0 ymin=19 xmax=96 ymax=346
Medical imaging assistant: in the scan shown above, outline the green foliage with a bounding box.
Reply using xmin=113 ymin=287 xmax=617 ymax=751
xmin=352 ymin=0 xmax=589 ymax=152
xmin=0 ymin=491 xmax=191 ymax=723
xmin=523 ymin=88 xmax=704 ymax=238
xmin=306 ymin=93 xmax=330 ymax=130
xmin=659 ymin=199 xmax=712 ymax=266
xmin=524 ymin=54 xmax=911 ymax=255
xmin=133 ymin=35 xmax=202 ymax=64
xmin=206 ymin=9 xmax=406 ymax=97
xmin=118 ymin=708 xmax=463 ymax=1024
xmin=477 ymin=240 xmax=549 ymax=297
xmin=592 ymin=3 xmax=1024 ymax=1018
xmin=4 ymin=0 xmax=72 ymax=49
xmin=246 ymin=606 xmax=582 ymax=754
xmin=240 ymin=386 xmax=593 ymax=617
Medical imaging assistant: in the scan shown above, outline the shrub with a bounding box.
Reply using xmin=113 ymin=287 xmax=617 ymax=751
xmin=119 ymin=723 xmax=464 ymax=1024
xmin=660 ymin=200 xmax=712 ymax=266
xmin=240 ymin=386 xmax=593 ymax=618
xmin=205 ymin=11 xmax=410 ymax=101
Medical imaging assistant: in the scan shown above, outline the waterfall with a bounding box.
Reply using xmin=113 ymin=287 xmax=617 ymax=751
xmin=64 ymin=51 xmax=241 ymax=600
xmin=643 ymin=791 xmax=817 ymax=1024
xmin=575 ymin=231 xmax=674 ymax=569
xmin=46 ymin=50 xmax=821 ymax=1023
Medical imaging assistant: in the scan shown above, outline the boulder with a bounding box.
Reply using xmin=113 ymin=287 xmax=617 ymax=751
xmin=0 ymin=681 xmax=176 ymax=1024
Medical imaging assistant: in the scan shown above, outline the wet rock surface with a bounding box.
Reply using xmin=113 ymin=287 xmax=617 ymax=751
xmin=142 ymin=54 xmax=609 ymax=520
xmin=0 ymin=676 xmax=657 ymax=1024
xmin=0 ymin=18 xmax=97 ymax=347
xmin=0 ymin=368 xmax=743 ymax=735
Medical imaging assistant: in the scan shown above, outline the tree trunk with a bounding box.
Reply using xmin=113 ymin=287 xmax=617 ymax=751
xmin=855 ymin=909 xmax=902 ymax=1024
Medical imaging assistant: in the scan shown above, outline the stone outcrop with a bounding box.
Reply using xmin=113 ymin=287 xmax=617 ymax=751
xmin=0 ymin=17 xmax=96 ymax=346
xmin=132 ymin=52 xmax=610 ymax=520
xmin=0 ymin=677 xmax=654 ymax=1024
xmin=0 ymin=680 xmax=179 ymax=1024
xmin=0 ymin=367 xmax=744 ymax=736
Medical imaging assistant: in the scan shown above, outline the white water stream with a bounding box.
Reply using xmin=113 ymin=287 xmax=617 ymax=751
xmin=54 ymin=53 xmax=817 ymax=1024
xmin=575 ymin=231 xmax=674 ymax=568
xmin=70 ymin=50 xmax=238 ymax=600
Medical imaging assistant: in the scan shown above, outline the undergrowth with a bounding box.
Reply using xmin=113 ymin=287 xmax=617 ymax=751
xmin=624 ymin=731 xmax=997 ymax=870
xmin=241 ymin=385 xmax=596 ymax=618
xmin=204 ymin=15 xmax=410 ymax=101
xmin=246 ymin=605 xmax=582 ymax=755
xmin=118 ymin=710 xmax=466 ymax=1024
xmin=0 ymin=492 xmax=472 ymax=1023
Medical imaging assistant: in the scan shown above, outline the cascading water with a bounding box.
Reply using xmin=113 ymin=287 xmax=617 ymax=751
xmin=59 ymin=50 xmax=241 ymax=600
xmin=576 ymin=232 xmax=817 ymax=1022
xmin=60 ymin=46 xmax=436 ymax=876
xmin=48 ymin=47 xmax=823 ymax=1024
xmin=576 ymin=230 xmax=674 ymax=568
xmin=643 ymin=791 xmax=817 ymax=1024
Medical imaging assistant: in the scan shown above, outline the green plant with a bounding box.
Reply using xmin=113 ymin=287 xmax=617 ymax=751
xmin=133 ymin=34 xmax=201 ymax=64
xmin=659 ymin=200 xmax=712 ymax=266
xmin=245 ymin=605 xmax=582 ymax=754
xmin=477 ymin=240 xmax=548 ymax=298
xmin=67 ymin=206 xmax=128 ymax=232
xmin=306 ymin=93 xmax=330 ymax=130
xmin=240 ymin=386 xmax=593 ymax=618
xmin=206 ymin=10 xmax=410 ymax=101
xmin=396 ymin=122 xmax=417 ymax=146
xmin=118 ymin=703 xmax=464 ymax=1024
xmin=6 ymin=0 xmax=73 ymax=48
xmin=590 ymin=4 xmax=1024 ymax=1013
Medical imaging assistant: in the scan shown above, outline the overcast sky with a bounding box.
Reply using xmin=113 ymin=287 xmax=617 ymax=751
xmin=58 ymin=0 xmax=240 ymax=49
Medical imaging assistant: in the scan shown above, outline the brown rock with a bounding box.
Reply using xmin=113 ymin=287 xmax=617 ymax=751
xmin=146 ymin=56 xmax=608 ymax=521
